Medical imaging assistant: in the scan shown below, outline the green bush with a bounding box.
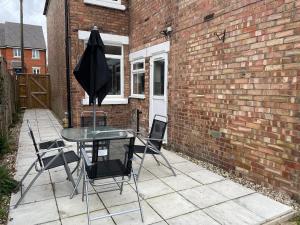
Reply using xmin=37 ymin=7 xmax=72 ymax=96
xmin=0 ymin=135 xmax=9 ymax=156
xmin=0 ymin=166 xmax=18 ymax=198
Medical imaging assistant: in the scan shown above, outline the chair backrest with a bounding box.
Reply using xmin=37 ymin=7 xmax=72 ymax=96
xmin=27 ymin=120 xmax=43 ymax=167
xmin=148 ymin=115 xmax=167 ymax=151
xmin=86 ymin=138 xmax=134 ymax=179
xmin=80 ymin=111 xmax=107 ymax=127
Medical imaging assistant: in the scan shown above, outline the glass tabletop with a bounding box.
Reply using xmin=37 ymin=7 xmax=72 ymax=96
xmin=61 ymin=126 xmax=134 ymax=142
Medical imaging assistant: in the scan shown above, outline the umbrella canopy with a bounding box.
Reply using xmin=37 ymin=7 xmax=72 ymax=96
xmin=73 ymin=29 xmax=111 ymax=106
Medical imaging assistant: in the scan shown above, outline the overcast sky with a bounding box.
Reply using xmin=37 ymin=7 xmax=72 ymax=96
xmin=0 ymin=0 xmax=47 ymax=44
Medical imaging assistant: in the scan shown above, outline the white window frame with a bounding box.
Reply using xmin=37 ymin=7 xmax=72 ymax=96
xmin=13 ymin=48 xmax=21 ymax=58
xmin=32 ymin=49 xmax=40 ymax=59
xmin=32 ymin=67 xmax=40 ymax=75
xmin=130 ymin=59 xmax=145 ymax=99
xmin=84 ymin=0 xmax=125 ymax=10
xmin=79 ymin=31 xmax=129 ymax=105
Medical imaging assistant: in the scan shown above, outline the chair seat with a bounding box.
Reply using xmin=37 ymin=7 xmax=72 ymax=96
xmin=130 ymin=145 xmax=159 ymax=154
xmin=42 ymin=151 xmax=80 ymax=170
xmin=86 ymin=159 xmax=128 ymax=179
xmin=39 ymin=140 xmax=65 ymax=150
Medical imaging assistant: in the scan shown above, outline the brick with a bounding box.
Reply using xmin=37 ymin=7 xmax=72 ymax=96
xmin=266 ymin=38 xmax=283 ymax=46
xmin=284 ymin=35 xmax=300 ymax=43
xmin=265 ymin=65 xmax=282 ymax=71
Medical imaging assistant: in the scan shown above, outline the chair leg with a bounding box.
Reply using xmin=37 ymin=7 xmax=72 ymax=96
xmin=70 ymin=165 xmax=84 ymax=199
xmin=17 ymin=159 xmax=38 ymax=195
xmin=85 ymin=175 xmax=91 ymax=225
xmin=120 ymin=176 xmax=125 ymax=194
xmin=14 ymin=169 xmax=43 ymax=208
xmin=159 ymin=152 xmax=176 ymax=176
xmin=61 ymin=151 xmax=78 ymax=195
xmin=152 ymin=154 xmax=160 ymax=166
xmin=133 ymin=172 xmax=144 ymax=222
xmin=137 ymin=150 xmax=147 ymax=181
xmin=82 ymin=169 xmax=86 ymax=202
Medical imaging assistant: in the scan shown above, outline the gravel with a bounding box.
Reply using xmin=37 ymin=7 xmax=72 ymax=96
xmin=169 ymin=149 xmax=300 ymax=211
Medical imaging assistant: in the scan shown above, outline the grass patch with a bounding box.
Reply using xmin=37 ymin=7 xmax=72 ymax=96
xmin=294 ymin=216 xmax=300 ymax=225
xmin=0 ymin=166 xmax=18 ymax=197
xmin=0 ymin=135 xmax=9 ymax=157
xmin=0 ymin=165 xmax=18 ymax=222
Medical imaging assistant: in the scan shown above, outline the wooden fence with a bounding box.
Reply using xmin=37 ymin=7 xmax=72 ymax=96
xmin=0 ymin=57 xmax=17 ymax=137
xmin=18 ymin=73 xmax=51 ymax=109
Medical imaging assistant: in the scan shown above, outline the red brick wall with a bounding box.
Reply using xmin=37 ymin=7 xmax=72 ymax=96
xmin=0 ymin=47 xmax=46 ymax=74
xmin=130 ymin=0 xmax=300 ymax=200
xmin=46 ymin=0 xmax=67 ymax=120
xmin=68 ymin=0 xmax=131 ymax=128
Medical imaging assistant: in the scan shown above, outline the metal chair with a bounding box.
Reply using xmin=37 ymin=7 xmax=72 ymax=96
xmin=81 ymin=137 xmax=143 ymax=225
xmin=14 ymin=120 xmax=80 ymax=208
xmin=80 ymin=111 xmax=109 ymax=159
xmin=131 ymin=115 xmax=176 ymax=180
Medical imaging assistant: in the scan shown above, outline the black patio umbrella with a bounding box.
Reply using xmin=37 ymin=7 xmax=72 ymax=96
xmin=73 ymin=27 xmax=111 ymax=130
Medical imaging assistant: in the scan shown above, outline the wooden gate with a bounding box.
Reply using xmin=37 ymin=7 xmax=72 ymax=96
xmin=18 ymin=74 xmax=51 ymax=109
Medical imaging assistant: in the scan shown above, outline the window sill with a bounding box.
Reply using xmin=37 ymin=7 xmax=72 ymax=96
xmin=129 ymin=95 xmax=145 ymax=100
xmin=84 ymin=0 xmax=126 ymax=10
xmin=82 ymin=98 xmax=128 ymax=105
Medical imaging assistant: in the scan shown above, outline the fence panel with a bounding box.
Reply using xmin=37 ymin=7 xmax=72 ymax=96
xmin=0 ymin=57 xmax=17 ymax=137
xmin=18 ymin=73 xmax=51 ymax=109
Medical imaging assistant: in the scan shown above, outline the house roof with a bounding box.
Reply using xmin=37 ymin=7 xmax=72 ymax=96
xmin=0 ymin=22 xmax=46 ymax=50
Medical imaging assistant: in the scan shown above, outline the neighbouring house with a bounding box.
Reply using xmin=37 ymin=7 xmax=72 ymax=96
xmin=0 ymin=22 xmax=47 ymax=74
xmin=44 ymin=0 xmax=300 ymax=200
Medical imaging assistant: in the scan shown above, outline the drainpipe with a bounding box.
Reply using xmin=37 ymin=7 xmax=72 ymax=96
xmin=65 ymin=0 xmax=72 ymax=127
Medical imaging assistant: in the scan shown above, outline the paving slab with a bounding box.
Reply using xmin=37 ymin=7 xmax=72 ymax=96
xmin=234 ymin=193 xmax=293 ymax=221
xmin=172 ymin=161 xmax=205 ymax=174
xmin=135 ymin=178 xmax=174 ymax=199
xmin=61 ymin=209 xmax=114 ymax=225
xmin=109 ymin=201 xmax=163 ymax=225
xmin=207 ymin=179 xmax=255 ymax=199
xmin=146 ymin=192 xmax=198 ymax=219
xmin=187 ymin=169 xmax=225 ymax=184
xmin=56 ymin=194 xmax=104 ymax=218
xmin=161 ymin=174 xmax=201 ymax=191
xmin=179 ymin=185 xmax=228 ymax=209
xmin=99 ymin=184 xmax=140 ymax=207
xmin=10 ymin=183 xmax=54 ymax=206
xmin=167 ymin=210 xmax=220 ymax=225
xmin=203 ymin=200 xmax=265 ymax=225
xmin=8 ymin=199 xmax=59 ymax=225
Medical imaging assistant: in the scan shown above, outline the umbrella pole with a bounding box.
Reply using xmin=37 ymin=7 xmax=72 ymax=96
xmin=93 ymin=97 xmax=96 ymax=131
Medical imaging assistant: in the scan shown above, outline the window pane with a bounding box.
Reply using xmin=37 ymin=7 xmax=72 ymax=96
xmin=105 ymin=45 xmax=122 ymax=55
xmin=133 ymin=72 xmax=145 ymax=95
xmin=133 ymin=62 xmax=144 ymax=70
xmin=153 ymin=60 xmax=165 ymax=96
xmin=107 ymin=58 xmax=121 ymax=95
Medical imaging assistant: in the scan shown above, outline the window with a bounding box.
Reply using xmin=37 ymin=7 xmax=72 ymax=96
xmin=131 ymin=60 xmax=145 ymax=98
xmin=13 ymin=48 xmax=21 ymax=58
xmin=32 ymin=67 xmax=40 ymax=75
xmin=84 ymin=0 xmax=125 ymax=10
xmin=83 ymin=42 xmax=125 ymax=100
xmin=153 ymin=60 xmax=165 ymax=96
xmin=32 ymin=49 xmax=40 ymax=59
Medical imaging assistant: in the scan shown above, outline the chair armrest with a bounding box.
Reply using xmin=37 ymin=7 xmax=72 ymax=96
xmin=37 ymin=144 xmax=73 ymax=155
xmin=39 ymin=138 xmax=64 ymax=145
xmin=36 ymin=146 xmax=65 ymax=155
xmin=144 ymin=137 xmax=164 ymax=142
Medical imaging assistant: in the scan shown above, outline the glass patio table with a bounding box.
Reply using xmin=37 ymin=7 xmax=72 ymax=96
xmin=61 ymin=126 xmax=135 ymax=198
xmin=61 ymin=126 xmax=134 ymax=142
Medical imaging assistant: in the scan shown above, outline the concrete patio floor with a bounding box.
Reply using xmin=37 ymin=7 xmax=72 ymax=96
xmin=8 ymin=109 xmax=294 ymax=225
